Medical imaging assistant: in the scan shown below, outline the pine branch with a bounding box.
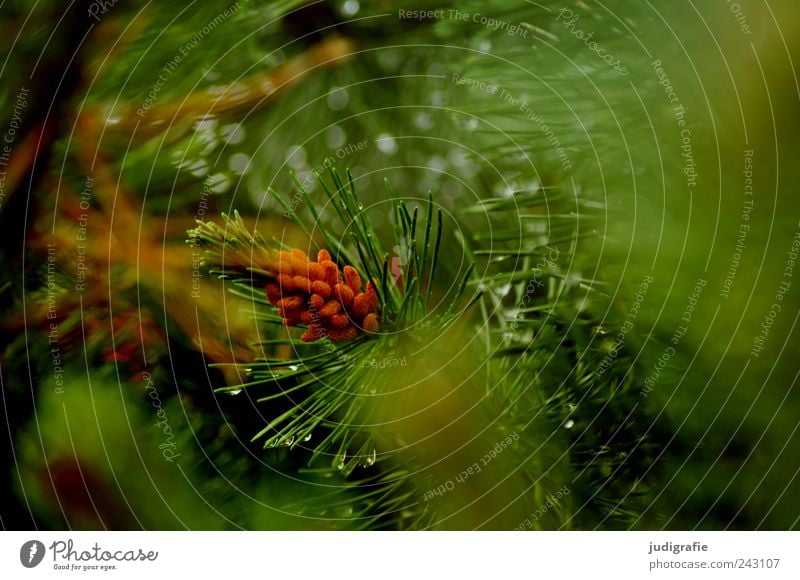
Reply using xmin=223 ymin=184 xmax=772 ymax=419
xmin=188 ymin=168 xmax=477 ymax=486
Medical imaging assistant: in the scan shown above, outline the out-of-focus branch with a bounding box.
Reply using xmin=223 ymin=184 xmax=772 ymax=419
xmin=86 ymin=35 xmax=357 ymax=141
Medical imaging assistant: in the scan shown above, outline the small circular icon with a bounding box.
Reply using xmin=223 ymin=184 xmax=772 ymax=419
xmin=20 ymin=540 xmax=46 ymax=568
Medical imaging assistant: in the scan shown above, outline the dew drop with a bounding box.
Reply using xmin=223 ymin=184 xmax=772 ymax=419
xmin=206 ymin=172 xmax=231 ymax=194
xmin=171 ymin=150 xmax=188 ymax=168
xmin=199 ymin=140 xmax=218 ymax=157
xmin=228 ymin=82 xmax=251 ymax=103
xmin=376 ymin=133 xmax=397 ymax=155
xmin=427 ymin=155 xmax=448 ymax=172
xmin=195 ymin=117 xmax=218 ymax=132
xmin=334 ymin=451 xmax=347 ymax=470
xmin=252 ymin=190 xmax=271 ymax=208
xmin=525 ymin=221 xmax=547 ymax=234
xmin=188 ymin=159 xmax=209 ymax=177
xmin=377 ymin=50 xmax=402 ymax=70
xmin=518 ymin=330 xmax=534 ymax=343
xmin=222 ymin=122 xmax=246 ymax=145
xmin=295 ymin=170 xmax=314 ymax=188
xmin=327 ymin=87 xmax=349 ymax=111
xmin=503 ymin=309 xmax=519 ymax=321
xmin=564 ymin=419 xmax=575 ymax=429
xmin=228 ymin=152 xmax=251 ymax=175
xmin=341 ymin=0 xmax=359 ymax=16
xmin=463 ymin=118 xmax=479 ymax=132
xmin=415 ymin=113 xmax=433 ymax=130
xmin=326 ymin=125 xmax=346 ymax=149
xmin=286 ymin=146 xmax=307 ymax=168
xmin=448 ymin=149 xmax=470 ymax=167
xmin=225 ymin=389 xmax=242 ymax=396
xmin=525 ymin=179 xmax=541 ymax=194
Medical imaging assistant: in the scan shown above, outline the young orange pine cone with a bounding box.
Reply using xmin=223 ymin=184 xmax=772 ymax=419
xmin=264 ymin=248 xmax=380 ymax=342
